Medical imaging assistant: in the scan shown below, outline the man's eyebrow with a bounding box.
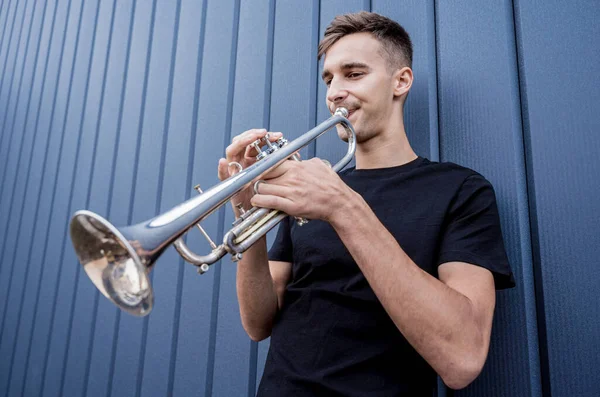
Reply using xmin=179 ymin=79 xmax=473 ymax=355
xmin=321 ymin=62 xmax=371 ymax=81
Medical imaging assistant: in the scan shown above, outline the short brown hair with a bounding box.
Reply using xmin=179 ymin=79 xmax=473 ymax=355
xmin=318 ymin=11 xmax=413 ymax=71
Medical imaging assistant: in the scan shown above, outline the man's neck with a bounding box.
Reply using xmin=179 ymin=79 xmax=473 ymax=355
xmin=354 ymin=123 xmax=417 ymax=170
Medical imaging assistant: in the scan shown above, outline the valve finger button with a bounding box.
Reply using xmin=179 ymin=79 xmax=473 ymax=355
xmin=228 ymin=162 xmax=243 ymax=175
xmin=253 ymin=180 xmax=265 ymax=195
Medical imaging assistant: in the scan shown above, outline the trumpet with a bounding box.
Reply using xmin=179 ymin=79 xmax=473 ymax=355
xmin=69 ymin=107 xmax=356 ymax=316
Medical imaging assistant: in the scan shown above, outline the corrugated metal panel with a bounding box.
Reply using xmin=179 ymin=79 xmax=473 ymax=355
xmin=514 ymin=1 xmax=600 ymax=396
xmin=435 ymin=1 xmax=541 ymax=396
xmin=1 ymin=0 xmax=598 ymax=396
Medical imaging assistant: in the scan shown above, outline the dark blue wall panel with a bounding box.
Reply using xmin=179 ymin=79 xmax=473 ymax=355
xmin=514 ymin=1 xmax=600 ymax=396
xmin=0 ymin=0 xmax=32 ymax=178
xmin=436 ymin=1 xmax=541 ymax=396
xmin=83 ymin=2 xmax=136 ymax=396
xmin=1 ymin=1 xmax=598 ymax=396
xmin=168 ymin=0 xmax=213 ymax=396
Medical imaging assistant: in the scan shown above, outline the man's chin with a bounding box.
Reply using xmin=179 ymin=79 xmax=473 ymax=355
xmin=336 ymin=126 xmax=353 ymax=142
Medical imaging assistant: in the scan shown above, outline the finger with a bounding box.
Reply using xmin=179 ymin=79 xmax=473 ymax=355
xmin=262 ymin=159 xmax=297 ymax=180
xmin=254 ymin=180 xmax=294 ymax=197
xmin=227 ymin=129 xmax=268 ymax=159
xmin=217 ymin=158 xmax=230 ymax=180
xmin=232 ymin=128 xmax=266 ymax=143
xmin=251 ymin=193 xmax=295 ymax=213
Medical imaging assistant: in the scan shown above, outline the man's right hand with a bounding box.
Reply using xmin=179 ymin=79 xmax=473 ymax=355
xmin=217 ymin=129 xmax=283 ymax=217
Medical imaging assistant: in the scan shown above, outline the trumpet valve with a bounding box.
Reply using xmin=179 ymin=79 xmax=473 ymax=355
xmin=235 ymin=203 xmax=246 ymax=216
xmin=250 ymin=140 xmax=267 ymax=161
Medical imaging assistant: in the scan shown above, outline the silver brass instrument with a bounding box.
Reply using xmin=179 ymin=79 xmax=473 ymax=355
xmin=69 ymin=108 xmax=355 ymax=316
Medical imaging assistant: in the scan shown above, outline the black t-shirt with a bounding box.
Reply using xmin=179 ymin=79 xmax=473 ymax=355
xmin=257 ymin=156 xmax=514 ymax=397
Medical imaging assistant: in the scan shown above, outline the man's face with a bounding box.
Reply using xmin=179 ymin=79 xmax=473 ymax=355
xmin=322 ymin=32 xmax=398 ymax=143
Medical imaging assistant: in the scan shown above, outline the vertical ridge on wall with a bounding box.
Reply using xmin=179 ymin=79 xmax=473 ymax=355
xmin=0 ymin=1 xmax=66 ymax=395
xmin=0 ymin=0 xmax=30 ymax=175
xmin=308 ymin=0 xmax=321 ymax=141
xmin=508 ymin=1 xmax=545 ymax=396
xmin=0 ymin=1 xmax=40 ymax=395
xmin=512 ymin=0 xmax=550 ymax=395
xmin=169 ymin=1 xmax=212 ymax=396
xmin=307 ymin=0 xmax=320 ymax=159
xmin=433 ymin=4 xmax=443 ymax=394
xmin=0 ymin=0 xmax=46 ymax=260
xmin=162 ymin=2 xmax=186 ymax=393
xmin=0 ymin=0 xmax=34 ymax=195
xmin=0 ymin=0 xmax=19 ymax=101
xmin=108 ymin=0 xmax=156 ymax=394
xmin=138 ymin=0 xmax=187 ymax=394
xmin=76 ymin=2 xmax=118 ymax=396
xmin=51 ymin=1 xmax=115 ymax=396
xmin=211 ymin=0 xmax=262 ymax=394
xmin=432 ymin=0 xmax=440 ymax=162
xmin=512 ymin=1 xmax=600 ymax=396
xmin=0 ymin=0 xmax=57 ymax=342
xmin=134 ymin=0 xmax=157 ymax=391
xmin=436 ymin=1 xmax=541 ymax=396
xmin=17 ymin=1 xmax=96 ymax=396
xmin=0 ymin=0 xmax=34 ymax=333
xmin=94 ymin=2 xmax=138 ymax=397
xmin=9 ymin=0 xmax=85 ymax=395
xmin=0 ymin=0 xmax=16 ymax=168
xmin=0 ymin=0 xmax=29 ymax=106
xmin=248 ymin=0 xmax=276 ymax=394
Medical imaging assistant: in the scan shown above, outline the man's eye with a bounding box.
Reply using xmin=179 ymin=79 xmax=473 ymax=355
xmin=325 ymin=80 xmax=332 ymax=86
xmin=348 ymin=72 xmax=362 ymax=78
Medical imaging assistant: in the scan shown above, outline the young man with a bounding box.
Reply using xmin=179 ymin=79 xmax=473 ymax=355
xmin=218 ymin=11 xmax=514 ymax=396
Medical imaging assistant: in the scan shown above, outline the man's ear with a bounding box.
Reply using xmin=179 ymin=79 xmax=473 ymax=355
xmin=393 ymin=66 xmax=413 ymax=97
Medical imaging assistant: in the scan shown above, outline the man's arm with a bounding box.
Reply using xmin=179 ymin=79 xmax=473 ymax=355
xmin=330 ymin=195 xmax=495 ymax=390
xmin=235 ymin=235 xmax=292 ymax=342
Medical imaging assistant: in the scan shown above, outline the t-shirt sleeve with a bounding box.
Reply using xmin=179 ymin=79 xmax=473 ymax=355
xmin=437 ymin=174 xmax=515 ymax=290
xmin=268 ymin=215 xmax=293 ymax=262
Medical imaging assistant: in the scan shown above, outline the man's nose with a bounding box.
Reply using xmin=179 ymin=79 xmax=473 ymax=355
xmin=326 ymin=79 xmax=348 ymax=104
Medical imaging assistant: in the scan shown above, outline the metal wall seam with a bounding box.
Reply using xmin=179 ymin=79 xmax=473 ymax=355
xmin=0 ymin=0 xmax=31 ymax=173
xmin=4 ymin=0 xmax=81 ymax=396
xmin=0 ymin=0 xmax=34 ymax=289
xmin=433 ymin=2 xmax=445 ymax=396
xmin=0 ymin=0 xmax=35 ymax=196
xmin=249 ymin=0 xmax=276 ymax=393
xmin=429 ymin=0 xmax=439 ymax=163
xmin=75 ymin=0 xmax=120 ymax=395
xmin=132 ymin=1 xmax=158 ymax=396
xmin=49 ymin=0 xmax=111 ymax=395
xmin=511 ymin=0 xmax=550 ymax=395
xmin=170 ymin=0 xmax=211 ymax=395
xmin=211 ymin=0 xmax=241 ymax=395
xmin=17 ymin=0 xmax=86 ymax=396
xmin=0 ymin=0 xmax=62 ymax=394
xmin=163 ymin=1 xmax=189 ymax=394
xmin=507 ymin=0 xmax=544 ymax=396
xmin=0 ymin=0 xmax=15 ymax=165
xmin=101 ymin=2 xmax=138 ymax=396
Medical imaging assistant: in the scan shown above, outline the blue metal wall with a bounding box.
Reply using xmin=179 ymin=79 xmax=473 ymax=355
xmin=0 ymin=0 xmax=598 ymax=396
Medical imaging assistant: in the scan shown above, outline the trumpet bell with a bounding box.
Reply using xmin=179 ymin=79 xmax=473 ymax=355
xmin=70 ymin=210 xmax=153 ymax=316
